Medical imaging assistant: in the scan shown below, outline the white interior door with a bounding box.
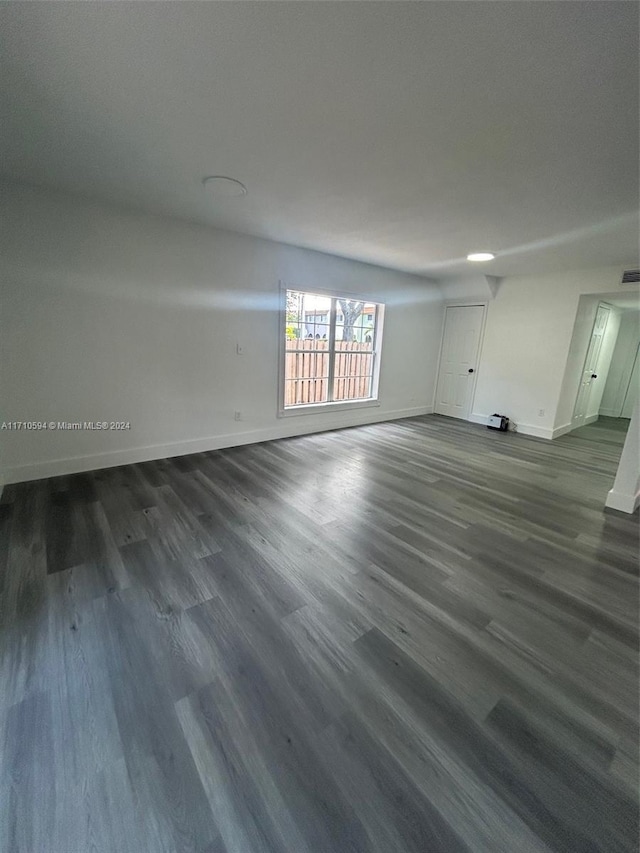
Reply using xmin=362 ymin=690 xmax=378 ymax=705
xmin=573 ymin=304 xmax=610 ymax=425
xmin=435 ymin=305 xmax=484 ymax=420
xmin=621 ymin=344 xmax=639 ymax=418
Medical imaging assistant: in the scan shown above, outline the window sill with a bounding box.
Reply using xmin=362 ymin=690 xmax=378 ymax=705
xmin=279 ymin=399 xmax=381 ymax=418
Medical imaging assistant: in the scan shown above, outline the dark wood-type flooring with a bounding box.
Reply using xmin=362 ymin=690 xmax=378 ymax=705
xmin=569 ymin=415 xmax=631 ymax=447
xmin=1 ymin=415 xmax=638 ymax=852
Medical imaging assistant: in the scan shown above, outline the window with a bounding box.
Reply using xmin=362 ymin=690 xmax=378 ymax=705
xmin=282 ymin=289 xmax=383 ymax=410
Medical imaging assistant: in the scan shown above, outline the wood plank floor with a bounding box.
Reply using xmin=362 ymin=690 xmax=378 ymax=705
xmin=569 ymin=415 xmax=631 ymax=447
xmin=1 ymin=414 xmax=638 ymax=853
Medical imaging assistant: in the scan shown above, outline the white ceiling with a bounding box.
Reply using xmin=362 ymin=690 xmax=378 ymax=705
xmin=1 ymin=1 xmax=638 ymax=279
xmin=599 ymin=294 xmax=640 ymax=311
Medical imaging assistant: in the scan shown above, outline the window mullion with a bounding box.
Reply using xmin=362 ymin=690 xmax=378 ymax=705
xmin=369 ymin=304 xmax=380 ymax=398
xmin=327 ymin=297 xmax=337 ymax=402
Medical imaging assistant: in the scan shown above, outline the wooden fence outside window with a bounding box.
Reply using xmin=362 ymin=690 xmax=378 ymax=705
xmin=284 ymin=339 xmax=374 ymax=406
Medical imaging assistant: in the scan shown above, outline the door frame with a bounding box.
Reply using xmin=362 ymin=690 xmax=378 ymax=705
xmin=433 ymin=300 xmax=488 ymax=420
xmin=572 ymin=301 xmax=612 ymax=427
xmin=620 ymin=341 xmax=640 ymax=418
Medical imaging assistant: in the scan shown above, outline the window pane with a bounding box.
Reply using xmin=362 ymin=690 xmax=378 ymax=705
xmin=335 ymin=303 xmax=376 ymax=352
xmin=335 ymin=298 xmax=364 ymax=343
xmin=284 ymin=290 xmax=381 ymax=407
xmin=332 ymin=344 xmax=374 ymax=401
xmin=286 ymin=290 xmax=331 ymax=349
xmin=285 ymin=290 xmax=330 ymax=406
xmin=284 ymin=346 xmax=329 ymax=405
xmin=285 ymin=290 xmax=303 ymax=341
xmin=333 ymin=298 xmax=376 ymax=401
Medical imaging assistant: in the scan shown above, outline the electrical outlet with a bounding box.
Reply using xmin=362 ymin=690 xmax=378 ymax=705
xmin=234 ymin=410 xmax=242 ymax=421
xmin=538 ymin=409 xmax=545 ymax=417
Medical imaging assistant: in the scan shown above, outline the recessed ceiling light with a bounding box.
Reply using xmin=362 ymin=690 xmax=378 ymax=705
xmin=202 ymin=176 xmax=247 ymax=198
xmin=467 ymin=252 xmax=495 ymax=262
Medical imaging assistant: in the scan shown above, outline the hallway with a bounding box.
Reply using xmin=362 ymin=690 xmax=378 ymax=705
xmin=568 ymin=416 xmax=631 ymax=449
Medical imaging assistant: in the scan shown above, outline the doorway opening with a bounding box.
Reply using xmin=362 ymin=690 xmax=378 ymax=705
xmin=554 ymin=291 xmax=638 ymax=510
xmin=555 ymin=292 xmax=639 ymax=486
xmin=572 ymin=302 xmax=611 ymax=428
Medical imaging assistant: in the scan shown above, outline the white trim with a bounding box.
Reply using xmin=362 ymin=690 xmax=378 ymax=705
xmin=510 ymin=424 xmax=553 ymax=439
xmin=433 ymin=301 xmax=488 ymax=421
xmin=468 ymin=413 xmax=489 ymax=426
xmin=560 ymin=412 xmax=599 ymax=437
xmin=326 ymin=295 xmax=338 ymax=397
xmin=551 ymin=422 xmax=574 ymax=439
xmin=605 ymin=487 xmax=640 ymax=514
xmin=478 ymin=412 xmax=626 ymax=442
xmin=280 ymin=399 xmax=380 ymax=418
xmin=431 ymin=309 xmax=447 ymax=411
xmin=2 ymin=405 xmax=433 ymax=485
xmin=470 ymin=412 xmax=554 ymax=439
xmin=618 ymin=340 xmax=640 ymax=417
xmin=517 ymin=413 xmax=597 ymax=440
xmin=277 ymin=281 xmax=288 ymax=414
xmin=605 ymin=401 xmax=639 ymax=514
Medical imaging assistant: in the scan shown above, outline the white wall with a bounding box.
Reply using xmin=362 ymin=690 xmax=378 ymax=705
xmin=605 ymin=402 xmax=640 ymax=514
xmin=435 ymin=274 xmax=500 ymax=302
xmin=439 ymin=268 xmax=639 ymax=439
xmin=0 ymin=183 xmax=443 ymax=484
xmin=600 ymin=310 xmax=640 ymax=417
xmin=622 ymin=352 xmax=640 ymax=418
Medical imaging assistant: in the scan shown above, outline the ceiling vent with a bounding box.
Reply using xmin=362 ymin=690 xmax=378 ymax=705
xmin=621 ymin=269 xmax=640 ymax=284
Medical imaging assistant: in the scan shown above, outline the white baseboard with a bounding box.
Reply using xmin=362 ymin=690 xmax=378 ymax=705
xmin=2 ymin=405 xmax=433 ymax=485
xmin=515 ymin=414 xmax=601 ymax=441
xmin=555 ymin=413 xmax=600 ymax=439
xmin=605 ymin=487 xmax=640 ymax=514
xmin=469 ymin=412 xmax=553 ymax=440
xmin=506 ymin=414 xmax=602 ymax=441
xmin=599 ymin=408 xmax=620 ymax=418
xmin=514 ymin=423 xmax=554 ymax=439
xmin=551 ymin=422 xmax=574 ymax=439
xmin=468 ymin=413 xmax=489 ymax=426
xmin=470 ymin=412 xmax=607 ymax=441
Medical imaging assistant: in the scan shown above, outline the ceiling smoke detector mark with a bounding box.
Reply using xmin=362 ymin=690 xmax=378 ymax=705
xmin=202 ymin=176 xmax=247 ymax=198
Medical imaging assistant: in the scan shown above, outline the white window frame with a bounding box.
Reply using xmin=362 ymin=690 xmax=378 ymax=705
xmin=278 ymin=282 xmax=385 ymax=417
